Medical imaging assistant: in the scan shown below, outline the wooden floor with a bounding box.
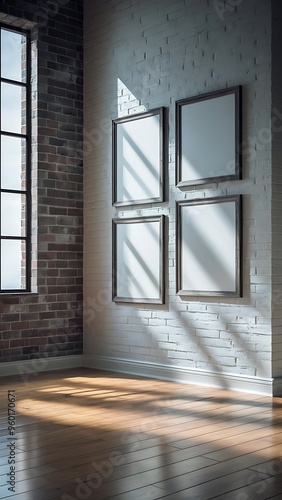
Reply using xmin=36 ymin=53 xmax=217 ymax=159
xmin=1 ymin=369 xmax=282 ymax=499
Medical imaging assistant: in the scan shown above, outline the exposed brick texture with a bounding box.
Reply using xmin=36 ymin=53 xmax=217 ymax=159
xmin=84 ymin=0 xmax=274 ymax=381
xmin=0 ymin=0 xmax=83 ymax=363
xmin=2 ymin=0 xmax=281 ymax=392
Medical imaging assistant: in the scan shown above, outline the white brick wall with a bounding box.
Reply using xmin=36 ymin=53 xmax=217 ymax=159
xmin=84 ymin=0 xmax=274 ymax=387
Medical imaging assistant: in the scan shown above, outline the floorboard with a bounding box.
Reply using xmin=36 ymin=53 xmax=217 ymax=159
xmin=0 ymin=368 xmax=282 ymax=499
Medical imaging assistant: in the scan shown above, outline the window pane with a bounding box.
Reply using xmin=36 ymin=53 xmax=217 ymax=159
xmin=1 ymin=29 xmax=26 ymax=82
xmin=1 ymin=239 xmax=25 ymax=289
xmin=1 ymin=83 xmax=26 ymax=134
xmin=1 ymin=136 xmax=26 ymax=190
xmin=1 ymin=193 xmax=26 ymax=237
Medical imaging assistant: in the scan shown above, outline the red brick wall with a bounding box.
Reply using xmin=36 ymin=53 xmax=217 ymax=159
xmin=0 ymin=0 xmax=83 ymax=363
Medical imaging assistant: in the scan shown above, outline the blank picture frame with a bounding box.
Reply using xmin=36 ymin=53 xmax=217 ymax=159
xmin=112 ymin=107 xmax=165 ymax=206
xmin=112 ymin=215 xmax=165 ymax=304
xmin=176 ymin=86 xmax=242 ymax=187
xmin=176 ymin=196 xmax=242 ymax=297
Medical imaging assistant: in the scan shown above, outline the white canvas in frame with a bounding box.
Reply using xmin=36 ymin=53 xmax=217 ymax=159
xmin=176 ymin=87 xmax=242 ymax=187
xmin=112 ymin=215 xmax=165 ymax=304
xmin=176 ymin=196 xmax=242 ymax=297
xmin=113 ymin=108 xmax=164 ymax=206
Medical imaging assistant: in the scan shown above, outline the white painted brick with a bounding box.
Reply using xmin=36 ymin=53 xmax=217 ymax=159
xmin=172 ymin=359 xmax=197 ymax=368
xmin=149 ymin=332 xmax=169 ymax=342
xmin=151 ymin=311 xmax=179 ymax=320
xmin=84 ymin=0 xmax=275 ymax=386
xmin=196 ymin=361 xmax=221 ymax=371
xmin=177 ymin=342 xmax=198 ymax=352
xmin=188 ymin=302 xmax=209 ymax=312
xmin=167 ymin=350 xmax=188 ymax=359
xmin=148 ymin=325 xmax=183 ymax=336
xmin=192 ymin=321 xmax=226 ymax=330
xmin=196 ymin=329 xmax=220 ymax=338
xmin=149 ymin=319 xmax=167 ymax=326
xmin=166 ymin=319 xmax=181 ymax=327
xmin=219 ymin=357 xmax=237 ymax=367
xmin=200 ymin=338 xmax=233 ymax=348
xmin=236 ymin=366 xmax=257 ymax=376
xmin=226 ymin=323 xmax=250 ymax=333
xmin=128 ymin=317 xmax=149 ymax=325
xmin=168 ymin=333 xmax=197 ymax=344
xmin=183 ymin=312 xmax=219 ymax=322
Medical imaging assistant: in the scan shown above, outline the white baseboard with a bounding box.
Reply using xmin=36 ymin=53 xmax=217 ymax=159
xmin=1 ymin=354 xmax=280 ymax=397
xmin=0 ymin=355 xmax=83 ymax=378
xmin=83 ymin=355 xmax=276 ymax=396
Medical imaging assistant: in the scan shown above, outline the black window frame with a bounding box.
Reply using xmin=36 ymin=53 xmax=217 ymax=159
xmin=0 ymin=23 xmax=31 ymax=293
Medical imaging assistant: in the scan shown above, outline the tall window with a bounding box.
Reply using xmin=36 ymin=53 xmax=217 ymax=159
xmin=0 ymin=26 xmax=31 ymax=292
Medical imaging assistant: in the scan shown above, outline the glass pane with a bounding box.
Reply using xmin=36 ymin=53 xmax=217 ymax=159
xmin=1 ymin=136 xmax=26 ymax=190
xmin=1 ymin=193 xmax=26 ymax=237
xmin=1 ymin=83 xmax=26 ymax=134
xmin=1 ymin=239 xmax=25 ymax=290
xmin=1 ymin=30 xmax=26 ymax=82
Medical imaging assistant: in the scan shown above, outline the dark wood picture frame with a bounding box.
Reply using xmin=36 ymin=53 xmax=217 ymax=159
xmin=176 ymin=196 xmax=242 ymax=297
xmin=176 ymin=86 xmax=242 ymax=188
xmin=112 ymin=215 xmax=165 ymax=304
xmin=112 ymin=107 xmax=165 ymax=206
